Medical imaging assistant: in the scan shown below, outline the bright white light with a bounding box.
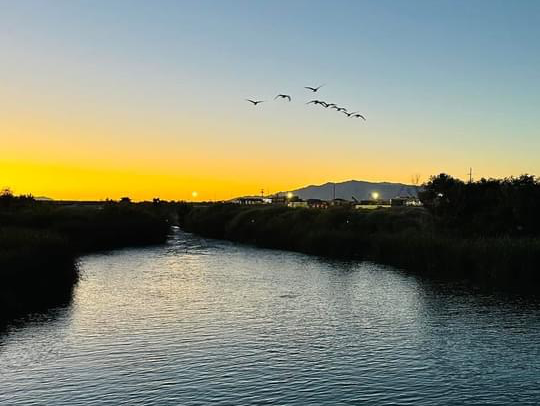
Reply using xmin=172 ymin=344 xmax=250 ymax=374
xmin=371 ymin=192 xmax=379 ymax=200
xmin=287 ymin=192 xmax=293 ymax=199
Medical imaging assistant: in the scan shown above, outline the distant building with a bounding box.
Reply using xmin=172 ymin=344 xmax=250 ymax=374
xmin=405 ymin=198 xmax=423 ymax=207
xmin=390 ymin=197 xmax=408 ymax=207
xmin=355 ymin=204 xmax=391 ymax=210
xmin=270 ymin=195 xmax=288 ymax=205
xmin=390 ymin=196 xmax=423 ymax=207
xmin=234 ymin=197 xmax=264 ymax=205
xmin=288 ymin=201 xmax=308 ymax=208
xmin=355 ymin=199 xmax=391 ymax=209
xmin=330 ymin=198 xmax=351 ymax=207
xmin=307 ymin=199 xmax=328 ymax=209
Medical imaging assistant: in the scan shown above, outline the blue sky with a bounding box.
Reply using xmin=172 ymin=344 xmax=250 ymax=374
xmin=1 ymin=0 xmax=539 ymax=199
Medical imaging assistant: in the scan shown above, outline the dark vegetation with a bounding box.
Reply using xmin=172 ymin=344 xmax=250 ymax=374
xmin=180 ymin=174 xmax=540 ymax=290
xmin=3 ymin=173 xmax=539 ymax=321
xmin=0 ymin=190 xmax=173 ymax=322
xmin=419 ymin=173 xmax=540 ymax=237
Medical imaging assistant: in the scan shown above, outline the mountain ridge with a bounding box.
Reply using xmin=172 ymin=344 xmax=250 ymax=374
xmin=281 ymin=180 xmax=418 ymax=201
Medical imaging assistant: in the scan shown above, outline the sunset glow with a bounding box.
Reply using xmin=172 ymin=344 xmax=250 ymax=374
xmin=1 ymin=1 xmax=539 ymax=201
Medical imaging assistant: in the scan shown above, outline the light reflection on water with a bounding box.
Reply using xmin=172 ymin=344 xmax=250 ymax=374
xmin=1 ymin=229 xmax=540 ymax=405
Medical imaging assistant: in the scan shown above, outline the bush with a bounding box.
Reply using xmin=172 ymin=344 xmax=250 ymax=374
xmin=420 ymin=174 xmax=540 ymax=236
xmin=0 ymin=198 xmax=174 ymax=321
xmin=180 ymin=203 xmax=540 ymax=289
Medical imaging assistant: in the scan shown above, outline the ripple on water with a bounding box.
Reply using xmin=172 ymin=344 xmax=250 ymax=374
xmin=1 ymin=230 xmax=540 ymax=405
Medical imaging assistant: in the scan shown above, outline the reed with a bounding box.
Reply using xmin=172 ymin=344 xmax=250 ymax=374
xmin=181 ymin=204 xmax=540 ymax=289
xmin=0 ymin=197 xmax=172 ymax=321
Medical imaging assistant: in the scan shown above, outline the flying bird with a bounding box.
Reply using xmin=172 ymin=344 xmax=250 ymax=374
xmin=304 ymin=84 xmax=325 ymax=92
xmin=336 ymin=107 xmax=347 ymax=112
xmin=274 ymin=94 xmax=292 ymax=101
xmin=306 ymin=100 xmax=328 ymax=107
xmin=246 ymin=99 xmax=265 ymax=106
xmin=352 ymin=113 xmax=366 ymax=120
xmin=342 ymin=111 xmax=356 ymax=117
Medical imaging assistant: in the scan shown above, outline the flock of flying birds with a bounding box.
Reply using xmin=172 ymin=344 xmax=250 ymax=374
xmin=246 ymin=84 xmax=366 ymax=120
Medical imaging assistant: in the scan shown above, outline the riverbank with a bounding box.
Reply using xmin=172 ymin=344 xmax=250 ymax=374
xmin=4 ymin=228 xmax=540 ymax=405
xmin=180 ymin=204 xmax=540 ymax=290
xmin=0 ymin=197 xmax=172 ymax=321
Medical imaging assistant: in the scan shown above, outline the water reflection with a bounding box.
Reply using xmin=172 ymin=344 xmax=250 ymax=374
xmin=0 ymin=304 xmax=74 ymax=369
xmin=0 ymin=282 xmax=75 ymax=335
xmin=0 ymin=261 xmax=77 ymax=338
xmin=1 ymin=230 xmax=539 ymax=405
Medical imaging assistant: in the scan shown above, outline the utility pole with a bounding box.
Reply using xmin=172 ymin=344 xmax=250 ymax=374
xmin=333 ymin=182 xmax=336 ymax=200
xmin=468 ymin=167 xmax=473 ymax=183
xmin=260 ymin=188 xmax=264 ymax=198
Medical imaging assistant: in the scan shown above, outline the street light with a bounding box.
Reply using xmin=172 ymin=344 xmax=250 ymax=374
xmin=287 ymin=192 xmax=293 ymax=199
xmin=371 ymin=192 xmax=379 ymax=200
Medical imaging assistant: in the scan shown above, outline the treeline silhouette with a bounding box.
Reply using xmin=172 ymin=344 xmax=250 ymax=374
xmin=3 ymin=173 xmax=539 ymax=320
xmin=0 ymin=192 xmax=171 ymax=321
xmin=420 ymin=174 xmax=540 ymax=237
xmin=180 ymin=175 xmax=540 ymax=290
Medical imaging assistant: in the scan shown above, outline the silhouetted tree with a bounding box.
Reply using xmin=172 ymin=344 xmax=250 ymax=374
xmin=420 ymin=173 xmax=540 ymax=236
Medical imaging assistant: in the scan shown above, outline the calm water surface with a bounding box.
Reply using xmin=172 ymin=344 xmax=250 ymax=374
xmin=1 ymin=229 xmax=540 ymax=405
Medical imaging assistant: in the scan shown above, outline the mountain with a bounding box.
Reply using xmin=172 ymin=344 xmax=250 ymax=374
xmin=34 ymin=196 xmax=54 ymax=201
xmin=285 ymin=180 xmax=418 ymax=201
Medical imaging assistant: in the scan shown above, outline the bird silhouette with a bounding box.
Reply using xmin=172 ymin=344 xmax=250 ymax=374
xmin=326 ymin=103 xmax=337 ymax=108
xmin=306 ymin=100 xmax=329 ymax=107
xmin=336 ymin=107 xmax=347 ymax=112
xmin=246 ymin=99 xmax=265 ymax=106
xmin=342 ymin=111 xmax=355 ymax=117
xmin=274 ymin=94 xmax=292 ymax=101
xmin=304 ymin=85 xmax=324 ymax=92
xmin=352 ymin=113 xmax=366 ymax=120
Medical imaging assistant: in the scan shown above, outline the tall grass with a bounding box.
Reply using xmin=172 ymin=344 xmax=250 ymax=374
xmin=0 ymin=227 xmax=76 ymax=319
xmin=0 ymin=199 xmax=173 ymax=321
xmin=180 ymin=204 xmax=540 ymax=289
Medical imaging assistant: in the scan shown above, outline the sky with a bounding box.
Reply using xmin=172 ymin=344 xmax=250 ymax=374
xmin=1 ymin=0 xmax=539 ymax=201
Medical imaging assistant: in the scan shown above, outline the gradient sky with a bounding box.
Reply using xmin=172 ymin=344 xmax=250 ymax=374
xmin=1 ymin=0 xmax=539 ymax=200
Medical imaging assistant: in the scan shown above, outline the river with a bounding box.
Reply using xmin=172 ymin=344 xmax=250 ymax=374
xmin=1 ymin=228 xmax=540 ymax=405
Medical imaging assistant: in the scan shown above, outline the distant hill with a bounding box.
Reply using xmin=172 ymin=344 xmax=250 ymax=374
xmin=34 ymin=196 xmax=54 ymax=201
xmin=284 ymin=180 xmax=418 ymax=201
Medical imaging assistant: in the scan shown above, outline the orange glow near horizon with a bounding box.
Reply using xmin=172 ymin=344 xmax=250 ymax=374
xmin=2 ymin=106 xmax=536 ymax=201
xmin=0 ymin=157 xmax=420 ymax=202
xmin=1 ymin=103 xmax=446 ymax=201
xmin=2 ymin=3 xmax=538 ymax=200
xmin=1 ymin=105 xmax=536 ymax=202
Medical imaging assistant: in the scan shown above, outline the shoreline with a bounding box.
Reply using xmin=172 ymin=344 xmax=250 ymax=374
xmin=0 ymin=200 xmax=173 ymax=322
xmin=179 ymin=204 xmax=540 ymax=291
